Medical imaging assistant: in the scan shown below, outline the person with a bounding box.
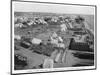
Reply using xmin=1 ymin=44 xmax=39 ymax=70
xmin=43 ymin=58 xmax=54 ymax=68
xmin=50 ymin=32 xmax=58 ymax=45
xmin=61 ymin=48 xmax=68 ymax=63
xmin=50 ymin=49 xmax=58 ymax=60
xmin=54 ymin=50 xmax=63 ymax=63
xmin=58 ymin=36 xmax=63 ymax=42
xmin=60 ymin=23 xmax=67 ymax=32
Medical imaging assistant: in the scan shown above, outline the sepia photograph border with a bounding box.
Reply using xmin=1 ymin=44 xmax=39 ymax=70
xmin=11 ymin=0 xmax=97 ymax=75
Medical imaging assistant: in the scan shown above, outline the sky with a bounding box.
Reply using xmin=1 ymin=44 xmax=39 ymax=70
xmin=12 ymin=1 xmax=95 ymax=15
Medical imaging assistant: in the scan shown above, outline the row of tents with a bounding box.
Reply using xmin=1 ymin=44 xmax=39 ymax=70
xmin=14 ymin=15 xmax=86 ymax=29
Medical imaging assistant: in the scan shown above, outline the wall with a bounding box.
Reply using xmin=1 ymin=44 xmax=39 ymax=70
xmin=0 ymin=0 xmax=99 ymax=75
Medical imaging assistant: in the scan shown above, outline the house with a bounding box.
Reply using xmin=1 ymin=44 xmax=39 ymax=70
xmin=31 ymin=38 xmax=42 ymax=45
xmin=14 ymin=35 xmax=21 ymax=40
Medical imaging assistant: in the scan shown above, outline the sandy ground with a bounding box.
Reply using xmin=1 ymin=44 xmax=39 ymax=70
xmin=15 ymin=46 xmax=93 ymax=69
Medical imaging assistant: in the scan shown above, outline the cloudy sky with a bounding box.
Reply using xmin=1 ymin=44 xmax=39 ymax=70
xmin=12 ymin=1 xmax=95 ymax=15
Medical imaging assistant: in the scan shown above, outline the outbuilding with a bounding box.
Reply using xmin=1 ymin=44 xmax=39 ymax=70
xmin=31 ymin=38 xmax=42 ymax=45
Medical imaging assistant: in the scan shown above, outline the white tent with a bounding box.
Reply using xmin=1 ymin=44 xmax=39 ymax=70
xmin=60 ymin=24 xmax=68 ymax=32
xmin=31 ymin=38 xmax=42 ymax=45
